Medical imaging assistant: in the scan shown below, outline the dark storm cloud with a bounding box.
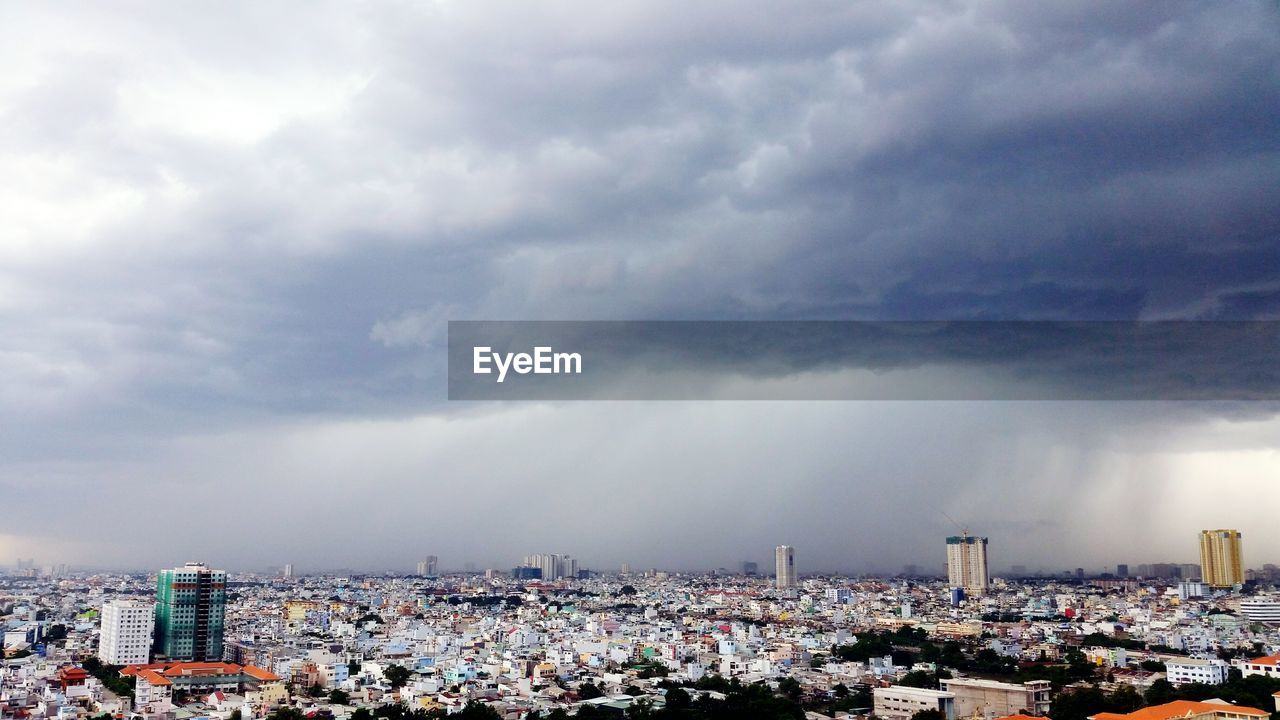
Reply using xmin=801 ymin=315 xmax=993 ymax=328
xmin=447 ymin=321 xmax=1280 ymax=400
xmin=1 ymin=1 xmax=1278 ymax=569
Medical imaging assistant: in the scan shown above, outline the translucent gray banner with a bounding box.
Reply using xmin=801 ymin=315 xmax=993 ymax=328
xmin=447 ymin=321 xmax=1280 ymax=401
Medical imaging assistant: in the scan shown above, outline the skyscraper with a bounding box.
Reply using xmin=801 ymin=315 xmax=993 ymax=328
xmin=1199 ymin=529 xmax=1243 ymax=588
xmin=154 ymin=562 xmax=226 ymax=662
xmin=416 ymin=556 xmax=439 ymax=577
xmin=282 ymin=563 xmax=293 ymax=579
xmin=99 ymin=599 xmax=155 ymax=665
xmin=775 ymin=545 xmax=795 ymax=588
xmin=946 ymin=533 xmax=989 ymax=594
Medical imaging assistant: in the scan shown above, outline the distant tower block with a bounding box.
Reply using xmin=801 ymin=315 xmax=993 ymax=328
xmin=946 ymin=532 xmax=989 ymax=594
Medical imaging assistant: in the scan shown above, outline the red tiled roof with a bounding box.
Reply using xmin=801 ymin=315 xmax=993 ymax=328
xmin=242 ymin=665 xmax=281 ymax=681
xmin=120 ymin=663 xmax=170 ymax=676
xmin=138 ymin=669 xmax=172 ymax=686
xmin=121 ymin=661 xmax=276 ymax=682
xmin=1246 ymin=655 xmax=1280 ymax=666
xmin=1091 ymin=700 xmax=1270 ymax=720
xmin=163 ymin=662 xmax=241 ymax=676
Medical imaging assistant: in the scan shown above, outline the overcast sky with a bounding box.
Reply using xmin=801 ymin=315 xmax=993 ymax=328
xmin=1 ymin=1 xmax=1278 ymax=575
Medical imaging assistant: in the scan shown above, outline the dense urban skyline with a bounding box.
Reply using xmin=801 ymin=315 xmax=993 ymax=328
xmin=2 ymin=3 xmax=1279 ymax=571
xmin=4 ymin=3 xmax=1279 ymax=720
xmin=8 ymin=528 xmax=1265 ymax=580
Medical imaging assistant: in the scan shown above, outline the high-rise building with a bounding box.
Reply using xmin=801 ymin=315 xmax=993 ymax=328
xmin=775 ymin=545 xmax=796 ymax=588
xmin=416 ymin=556 xmax=439 ymax=577
xmin=154 ymin=562 xmax=226 ymax=662
xmin=525 ymin=554 xmax=556 ymax=580
xmin=1199 ymin=529 xmax=1243 ymax=588
xmin=946 ymin=533 xmax=989 ymax=594
xmin=522 ymin=553 xmax=576 ymax=580
xmin=742 ymin=561 xmax=759 ymax=576
xmin=282 ymin=564 xmax=293 ymax=579
xmin=1116 ymin=564 xmax=1129 ymax=578
xmin=99 ymin=600 xmax=155 ymax=665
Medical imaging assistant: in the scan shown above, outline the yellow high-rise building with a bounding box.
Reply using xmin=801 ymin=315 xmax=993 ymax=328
xmin=1199 ymin=529 xmax=1243 ymax=588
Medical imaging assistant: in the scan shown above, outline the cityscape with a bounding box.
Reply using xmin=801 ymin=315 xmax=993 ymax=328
xmin=3 ymin=529 xmax=1280 ymax=720
xmin=4 ymin=1 xmax=1280 ymax=720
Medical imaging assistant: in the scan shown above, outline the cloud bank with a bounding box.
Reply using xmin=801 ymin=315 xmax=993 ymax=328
xmin=1 ymin=1 xmax=1278 ymax=571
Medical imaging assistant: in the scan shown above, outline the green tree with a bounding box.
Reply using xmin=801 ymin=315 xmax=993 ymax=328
xmin=578 ymin=681 xmax=604 ymax=699
xmin=900 ymin=670 xmax=938 ymax=689
xmin=383 ymin=663 xmax=412 ymax=689
xmin=920 ymin=642 xmax=942 ymax=663
xmin=777 ymin=676 xmax=803 ymax=701
xmin=665 ymin=686 xmax=691 ymax=709
xmin=940 ymin=641 xmax=967 ymax=669
xmin=329 ymin=688 xmax=350 ymax=705
xmin=1109 ymin=684 xmax=1144 ymax=713
xmin=451 ymin=703 xmax=501 ymax=720
xmin=912 ymin=711 xmax=947 ymax=720
xmin=1145 ymin=678 xmax=1175 ymax=706
xmin=1050 ymin=686 xmax=1108 ymax=720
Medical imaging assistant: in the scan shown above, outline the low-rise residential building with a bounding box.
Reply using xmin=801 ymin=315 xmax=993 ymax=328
xmin=1239 ymin=655 xmax=1280 ymax=679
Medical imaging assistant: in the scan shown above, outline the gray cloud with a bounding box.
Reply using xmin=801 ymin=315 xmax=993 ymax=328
xmin=446 ymin=321 xmax=1280 ymax=401
xmin=0 ymin=1 xmax=1278 ymax=570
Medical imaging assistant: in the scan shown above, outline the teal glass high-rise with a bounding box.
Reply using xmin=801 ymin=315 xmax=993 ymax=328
xmin=154 ymin=563 xmax=226 ymax=662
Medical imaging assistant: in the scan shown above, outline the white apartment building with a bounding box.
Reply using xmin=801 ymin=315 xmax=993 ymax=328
xmin=946 ymin=533 xmax=989 ymax=594
xmin=874 ymin=686 xmax=956 ymax=720
xmin=1240 ymin=597 xmax=1280 ymax=625
xmin=775 ymin=545 xmax=796 ymax=589
xmin=1239 ymin=655 xmax=1280 ymax=679
xmin=1165 ymin=658 xmax=1229 ymax=686
xmin=99 ymin=599 xmax=155 ymax=665
xmin=522 ymin=553 xmax=576 ymax=580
